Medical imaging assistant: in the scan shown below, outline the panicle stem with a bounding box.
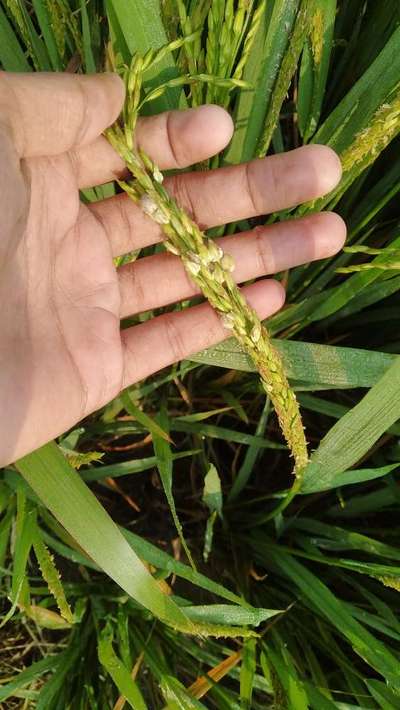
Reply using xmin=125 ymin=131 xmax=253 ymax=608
xmin=105 ymin=47 xmax=309 ymax=481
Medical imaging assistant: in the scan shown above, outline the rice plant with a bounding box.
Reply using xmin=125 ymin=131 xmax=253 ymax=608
xmin=1 ymin=1 xmax=400 ymax=707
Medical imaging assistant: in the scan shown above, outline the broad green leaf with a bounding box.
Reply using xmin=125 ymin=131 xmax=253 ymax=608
xmin=106 ymin=0 xmax=181 ymax=111
xmin=182 ymin=604 xmax=280 ymax=628
xmin=303 ymin=683 xmax=339 ymax=710
xmin=6 ymin=474 xmax=247 ymax=608
xmin=302 ymin=356 xmax=400 ymax=493
xmin=224 ymin=0 xmax=302 ymax=164
xmin=32 ymin=0 xmax=62 ymax=70
xmin=307 ymin=233 xmax=400 ymax=322
xmin=14 ymin=442 xmax=192 ymax=631
xmin=367 ymin=679 xmax=400 ymax=708
xmin=98 ymin=624 xmax=148 ymax=710
xmin=171 ymin=419 xmax=284 ymax=449
xmin=293 ymin=518 xmax=400 ymax=561
xmin=191 ymin=339 xmax=395 ymax=389
xmin=302 ymin=463 xmax=399 ymax=494
xmin=121 ymin=527 xmax=248 ymax=606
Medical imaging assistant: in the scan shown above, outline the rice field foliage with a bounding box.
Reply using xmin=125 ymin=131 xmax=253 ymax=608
xmin=1 ymin=0 xmax=400 ymax=707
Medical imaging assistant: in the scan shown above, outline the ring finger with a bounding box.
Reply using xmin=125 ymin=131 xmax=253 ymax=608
xmin=117 ymin=212 xmax=346 ymax=318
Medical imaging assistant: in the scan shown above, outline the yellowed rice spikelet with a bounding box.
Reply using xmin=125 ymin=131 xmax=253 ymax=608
xmin=46 ymin=0 xmax=66 ymax=58
xmin=310 ymin=8 xmax=324 ymax=65
xmin=105 ymin=52 xmax=309 ymax=480
xmin=376 ymin=576 xmax=400 ymax=592
xmin=51 ymin=0 xmax=83 ymax=56
xmin=341 ymin=89 xmax=400 ymax=173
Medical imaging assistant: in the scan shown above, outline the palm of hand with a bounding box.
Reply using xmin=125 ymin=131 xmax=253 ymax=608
xmin=2 ymin=153 xmax=123 ymax=460
xmin=0 ymin=72 xmax=345 ymax=464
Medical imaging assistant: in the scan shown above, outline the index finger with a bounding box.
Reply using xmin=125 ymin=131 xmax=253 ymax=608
xmin=0 ymin=71 xmax=124 ymax=157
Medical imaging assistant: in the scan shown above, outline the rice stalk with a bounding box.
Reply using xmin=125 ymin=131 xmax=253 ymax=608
xmin=105 ymin=46 xmax=309 ymax=482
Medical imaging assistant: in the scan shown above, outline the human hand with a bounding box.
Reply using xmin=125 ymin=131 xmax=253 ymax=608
xmin=0 ymin=72 xmax=345 ymax=465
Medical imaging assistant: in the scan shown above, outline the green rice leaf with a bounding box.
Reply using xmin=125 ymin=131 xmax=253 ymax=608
xmin=228 ymin=397 xmax=270 ymax=501
xmin=203 ymin=464 xmax=223 ymax=517
xmin=302 ymin=463 xmax=399 ymax=494
xmin=257 ymin=0 xmax=314 ymax=155
xmin=31 ymin=0 xmax=62 ymax=70
xmin=80 ymin=0 xmax=97 ymax=72
xmin=81 ymin=450 xmax=198 ymax=482
xmin=240 ymin=639 xmax=257 ymax=709
xmin=98 ymin=623 xmax=148 ymax=710
xmin=224 ymin=0 xmax=302 ymax=164
xmin=121 ymin=527 xmax=248 ymax=606
xmin=182 ymin=605 xmax=280 ymax=628
xmin=0 ymin=656 xmax=57 ymax=703
xmin=106 ymin=0 xmax=181 ymax=111
xmin=262 ymin=640 xmax=309 ymax=710
xmin=14 ymin=442 xmax=192 ymax=631
xmin=297 ymin=0 xmax=337 ymax=141
xmin=10 ymin=488 xmax=34 ymax=610
xmin=302 ymin=356 xmax=400 ymax=493
xmin=121 ymin=390 xmax=171 ymax=443
xmin=191 ymin=339 xmax=395 ymax=389
xmin=267 ymin=550 xmax=400 ymax=690
xmin=153 ymin=405 xmax=195 ymax=569
xmin=161 ymin=675 xmax=206 ymax=709
xmin=0 ymin=5 xmax=30 ymax=70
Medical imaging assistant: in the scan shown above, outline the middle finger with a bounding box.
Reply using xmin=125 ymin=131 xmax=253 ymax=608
xmin=118 ymin=212 xmax=346 ymax=318
xmin=88 ymin=145 xmax=342 ymax=258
